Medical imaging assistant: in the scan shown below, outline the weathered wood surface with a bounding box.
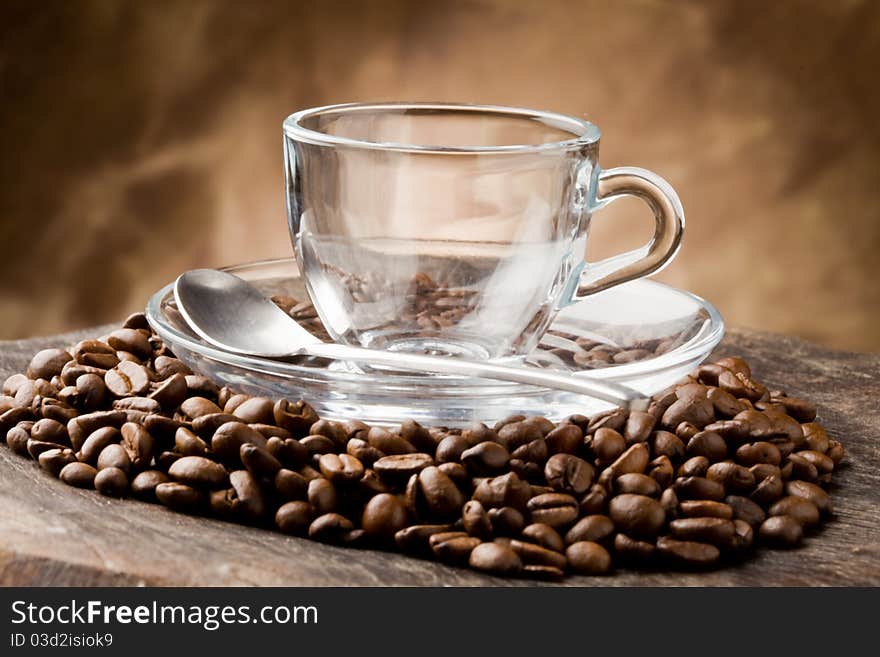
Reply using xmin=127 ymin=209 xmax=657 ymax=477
xmin=1 ymin=326 xmax=878 ymax=586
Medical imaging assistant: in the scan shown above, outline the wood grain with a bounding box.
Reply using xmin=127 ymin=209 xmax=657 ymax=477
xmin=1 ymin=326 xmax=878 ymax=586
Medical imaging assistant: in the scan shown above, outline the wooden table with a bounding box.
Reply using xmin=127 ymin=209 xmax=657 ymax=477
xmin=1 ymin=326 xmax=878 ymax=586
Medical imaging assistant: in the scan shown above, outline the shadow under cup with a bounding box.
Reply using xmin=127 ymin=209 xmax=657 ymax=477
xmin=283 ymin=102 xmax=683 ymax=361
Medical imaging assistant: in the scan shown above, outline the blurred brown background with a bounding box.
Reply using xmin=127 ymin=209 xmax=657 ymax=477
xmin=1 ymin=0 xmax=878 ymax=350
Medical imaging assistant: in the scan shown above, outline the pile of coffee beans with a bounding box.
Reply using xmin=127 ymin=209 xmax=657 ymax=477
xmin=0 ymin=313 xmax=845 ymax=579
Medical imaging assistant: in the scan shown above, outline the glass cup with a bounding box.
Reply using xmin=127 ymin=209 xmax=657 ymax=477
xmin=283 ymin=102 xmax=684 ymax=361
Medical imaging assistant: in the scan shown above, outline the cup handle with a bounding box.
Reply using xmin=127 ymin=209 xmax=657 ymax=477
xmin=573 ymin=166 xmax=685 ymax=299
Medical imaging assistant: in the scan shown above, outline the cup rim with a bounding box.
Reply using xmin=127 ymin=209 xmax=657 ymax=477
xmin=283 ymin=102 xmax=601 ymax=154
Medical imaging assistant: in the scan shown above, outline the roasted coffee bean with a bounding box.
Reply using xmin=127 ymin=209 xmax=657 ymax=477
xmin=509 ymin=458 xmax=543 ymax=483
xmin=605 ymin=443 xmax=650 ymax=479
xmin=169 ymin=456 xmax=228 ymax=488
xmin=73 ymin=340 xmax=119 ymax=369
xmin=299 ymin=464 xmax=322 ymax=481
xmin=180 ymin=397 xmax=223 ymax=419
xmin=725 ymin=495 xmax=767 ymax=526
xmin=307 ymin=513 xmax=353 ymax=543
xmin=318 ymin=453 xmax=364 ymax=484
xmin=156 ymin=481 xmax=207 ymax=511
xmin=435 ymin=434 xmax=470 ymax=463
xmin=675 ymin=422 xmax=700 ymax=441
xmin=544 ymin=454 xmax=594 ymax=496
xmin=565 ymin=514 xmax=614 ymax=545
xmin=427 ymin=532 xmax=479 ymax=564
xmin=609 ymin=494 xmax=665 ymax=536
xmin=395 ymin=524 xmax=454 ymax=554
xmin=211 ymin=421 xmax=267 ymax=465
xmin=786 ymin=453 xmax=819 ymax=482
xmin=396 ymin=418 xmax=435 ymax=452
xmin=613 ymin=533 xmax=655 ymax=563
xmin=38 ymin=448 xmax=77 ymax=477
xmin=511 ymin=438 xmax=548 ymax=464
xmin=715 ymin=356 xmax=750 ymax=377
xmin=769 ymin=496 xmax=820 ymax=528
xmin=656 ymin=536 xmax=720 ymax=566
xmin=112 ymin=396 xmax=161 ymax=414
xmin=95 ymin=466 xmax=129 ymax=497
xmin=191 ymin=413 xmax=237 ymax=438
xmin=776 ymin=397 xmax=817 ymax=423
xmin=468 ymin=542 xmax=522 ymax=575
xmin=105 ymin=361 xmax=151 ymax=398
xmin=509 ymin=539 xmax=566 ymax=569
xmin=462 ymin=500 xmax=493 ymax=538
xmin=707 ymin=387 xmax=746 ymax=418
xmin=241 ymin=442 xmax=283 ymax=478
xmin=522 ymin=523 xmax=565 ymax=552
xmin=496 ymin=420 xmax=543 ymax=451
xmin=345 ymin=438 xmax=384 ymax=468
xmin=61 ymin=362 xmax=107 ymax=387
xmin=27 ymin=348 xmax=72 ymax=380
xmin=662 ymin=395 xmax=714 ymax=429
xmin=674 ymin=476 xmax=725 ymax=501
xmin=184 ymin=375 xmax=220 ymax=399
xmin=275 ymin=501 xmax=313 ymax=535
xmin=364 ymin=427 xmax=414 ymax=455
xmin=615 ymin=473 xmax=660 ymax=497
xmin=275 ymin=468 xmax=309 ymax=500
xmin=131 ymin=470 xmax=170 ymax=502
xmin=592 ymin=427 xmax=626 ymax=466
xmin=232 ymin=397 xmax=275 ymax=425
xmin=266 ymin=437 xmax=309 ymax=468
xmin=59 ymin=462 xmax=97 ymax=489
xmin=703 ymin=419 xmax=750 ymax=442
xmin=677 ymin=456 xmax=709 ymax=478
xmin=669 ymin=517 xmax=736 ymax=545
xmin=797 ymin=449 xmax=834 ymax=475
xmin=97 ymin=443 xmax=131 ymax=474
xmin=587 ymin=407 xmax=627 ymax=433
xmin=121 ymin=422 xmax=154 ymax=470
xmin=660 ymin=487 xmax=678 ymax=517
xmin=228 ymin=470 xmax=266 ymax=521
xmin=679 ymin=500 xmax=733 ymax=519
xmin=143 ymin=415 xmax=187 ymax=443
xmin=648 ymin=456 xmax=674 ymax=488
xmin=758 ymin=515 xmax=803 ymax=548
xmin=154 ymin=356 xmax=191 ymax=380
xmin=0 ymin=408 xmax=33 ymax=438
xmin=705 ymin=461 xmax=755 ymax=493
xmin=27 ymin=439 xmax=64 ymax=460
xmin=30 ymin=418 xmax=68 ymax=445
xmin=472 ymin=472 xmax=531 ymax=512
xmin=527 ymin=493 xmax=579 ymax=529
xmin=802 ymin=423 xmax=830 ymax=453
xmin=522 ymin=565 xmax=565 ymax=580
xmin=248 ymin=424 xmax=293 ymax=441
xmin=437 ymin=462 xmax=469 ymax=488
xmin=623 ymin=411 xmax=655 ymax=445
xmin=305 ymin=475 xmax=339 ymax=514
xmin=40 ymin=398 xmax=78 ymax=424
xmin=3 ymin=373 xmax=29 ymax=396
xmin=174 ymin=427 xmax=208 ymax=456
xmin=6 ymin=425 xmax=31 ymax=455
xmin=488 ymin=506 xmax=525 ymax=536
xmin=566 ymin=541 xmax=611 ymax=574
xmin=107 ymin=328 xmax=152 ymax=359
xmin=579 ymin=484 xmax=609 ymax=516
xmin=686 ymin=431 xmax=727 ymax=462
xmin=66 ymin=410 xmax=126 ymax=451
xmin=148 ymin=373 xmax=188 ymax=410
xmin=461 ymin=441 xmax=510 ymax=475
xmin=544 ymin=423 xmax=582 ymax=454
xmin=418 ymin=466 xmax=464 ymax=520
xmin=785 ymin=480 xmax=832 ymax=513
xmin=223 ymin=393 xmax=250 ymax=414
xmin=827 ymin=440 xmax=845 ymax=465
xmin=750 ymin=473 xmax=783 ymax=505
xmin=651 ymin=430 xmax=685 ymax=460
xmin=361 ymin=493 xmax=408 ymax=541
xmin=156 ymin=451 xmax=181 ymax=470
xmin=749 ymin=463 xmax=781 ymax=483
xmin=736 ymin=441 xmax=782 ymax=467
xmin=273 ymin=399 xmax=318 ymax=437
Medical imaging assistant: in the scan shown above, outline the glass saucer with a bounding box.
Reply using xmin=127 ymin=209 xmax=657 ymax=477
xmin=145 ymin=258 xmax=724 ymax=427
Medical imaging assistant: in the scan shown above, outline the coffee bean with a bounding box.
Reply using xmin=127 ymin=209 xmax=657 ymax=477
xmin=797 ymin=450 xmax=834 ymax=475
xmin=660 ymin=487 xmax=678 ymax=517
xmin=565 ymin=514 xmax=614 ymax=545
xmin=167 ymin=455 xmax=227 ymax=488
xmin=418 ymin=466 xmax=464 ymax=520
xmin=131 ymin=470 xmax=170 ymax=502
xmin=120 ymin=422 xmax=154 ymax=471
xmin=662 ymin=395 xmax=714 ymax=429
xmin=776 ymin=397 xmax=817 ymax=423
xmin=768 ymin=496 xmax=820 ymax=528
xmin=651 ymin=431 xmax=685 ymax=460
xmin=180 ymin=397 xmax=223 ymax=419
xmin=344 ymin=438 xmax=383 ymax=468
xmin=669 ymin=517 xmax=736 ymax=545
xmin=309 ymin=513 xmax=354 ymax=543
xmin=606 ymin=443 xmax=650 ymax=479
xmin=786 ymin=453 xmax=819 ymax=482
xmin=715 ymin=356 xmax=750 ymax=378
xmin=436 ymin=462 xmax=469 ymax=488
xmin=511 ymin=439 xmax=548 ymax=465
xmin=156 ymin=451 xmax=181 ymax=470
xmin=362 ymin=493 xmax=408 ymax=541
xmin=468 ymin=542 xmax=522 ymax=575
xmin=462 ymin=500 xmax=493 ymax=538
xmin=656 ymin=536 xmax=720 ymax=566
xmin=143 ymin=415 xmax=187 ymax=443
xmin=174 ymin=427 xmax=209 ymax=457
xmin=275 ymin=468 xmax=309 ymax=500
xmin=750 ymin=473 xmax=783 ymax=505
xmin=72 ymin=340 xmax=119 ymax=369
xmin=31 ymin=418 xmax=69 ymax=445
xmin=97 ymin=443 xmax=131 ymax=474
xmin=707 ymin=387 xmax=746 ymax=418
xmin=587 ymin=407 xmax=627 ymax=433
xmin=66 ymin=410 xmax=126 ymax=451
xmin=686 ymin=431 xmax=727 ymax=461
xmin=156 ymin=481 xmax=206 ymax=511
xmin=677 ymin=456 xmax=709 ymax=478
xmin=241 ymin=442 xmax=283 ymax=478
xmin=579 ymin=483 xmax=608 ymax=516
xmin=428 ymin=532 xmax=480 ymax=564
xmin=59 ymin=462 xmax=97 ymax=489
xmin=40 ymin=398 xmax=77 ymax=424
xmin=613 ymin=533 xmax=655 ymax=563
xmin=395 ymin=524 xmax=454 ymax=554
xmin=519 ymin=525 xmax=563 ymax=554
xmin=706 ymin=461 xmax=755 ymax=493
xmin=609 ymin=494 xmax=666 ymax=536
xmin=544 ymin=454 xmax=594 ymax=496
xmin=679 ymin=500 xmax=733 ymax=519
xmin=275 ymin=501 xmax=313 ymax=535
xmin=148 ymin=372 xmax=188 ymax=410
xmin=104 ymin=361 xmax=151 ymax=398
xmin=318 ymin=453 xmax=364 ymax=484
xmin=802 ymin=423 xmax=830 ymax=453
xmin=488 ymin=506 xmax=525 ymax=536
xmin=623 ymin=411 xmax=655 ymax=445
xmin=545 ymin=423 xmax=582 ymax=454
xmin=758 ymin=515 xmax=803 ymax=548
xmin=27 ymin=439 xmax=65 ymax=460
xmin=703 ymin=419 xmax=750 ymax=442
xmin=615 ymin=473 xmax=660 ymax=498
xmin=266 ymin=437 xmax=309 ymax=468
xmin=112 ymin=396 xmax=161 ymax=414
xmin=274 ymin=399 xmax=319 ymax=437
xmin=435 ymin=434 xmax=470 ymax=463
xmin=827 ymin=440 xmax=845 ymax=465
xmin=94 ymin=466 xmax=129 ymax=497
xmin=27 ymin=349 xmax=72 ymax=380
xmin=184 ymin=375 xmax=220 ymax=399
xmin=674 ymin=476 xmax=725 ymax=501
xmin=736 ymin=441 xmax=782 ymax=467
xmin=228 ymin=470 xmax=266 ymax=521
xmin=250 ymin=424 xmax=293 ymax=441
xmin=211 ymin=421 xmax=267 ymax=465
xmin=509 ymin=539 xmax=566 ymax=569
xmin=6 ymin=425 xmax=31 ymax=455
xmin=647 ymin=455 xmax=674 ymax=488
xmin=592 ymin=427 xmax=626 ymax=466
xmin=785 ymin=480 xmax=832 ymax=513
xmin=527 ymin=493 xmax=579 ymax=529
xmin=153 ymin=356 xmax=191 ymax=380
xmin=307 ymin=478 xmax=338 ymax=515
xmin=461 ymin=441 xmax=510 ymax=475
xmin=566 ymin=541 xmax=611 ymax=574
xmin=522 ymin=565 xmax=565 ymax=580
xmin=233 ymin=397 xmax=276 ymax=425
xmin=675 ymin=422 xmax=700 ymax=440
xmin=725 ymin=495 xmax=766 ymax=526
xmin=38 ymin=448 xmax=76 ymax=477
xmin=496 ymin=421 xmax=543 ymax=451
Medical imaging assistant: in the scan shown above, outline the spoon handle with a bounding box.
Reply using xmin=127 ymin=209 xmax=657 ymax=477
xmin=305 ymin=342 xmax=643 ymax=407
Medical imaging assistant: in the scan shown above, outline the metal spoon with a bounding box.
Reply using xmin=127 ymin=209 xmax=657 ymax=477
xmin=174 ymin=269 xmax=644 ymax=407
